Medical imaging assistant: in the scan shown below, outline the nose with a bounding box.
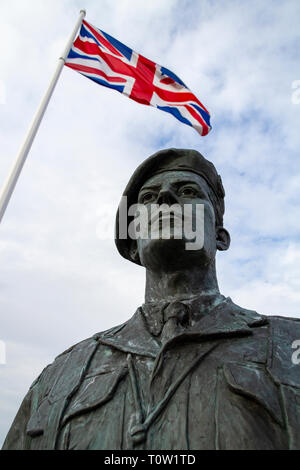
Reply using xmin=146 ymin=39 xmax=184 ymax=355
xmin=156 ymin=187 xmax=178 ymax=205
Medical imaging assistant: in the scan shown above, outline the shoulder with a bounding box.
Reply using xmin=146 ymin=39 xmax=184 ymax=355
xmin=225 ymin=297 xmax=268 ymax=327
xmin=226 ymin=297 xmax=300 ymax=330
xmin=267 ymin=313 xmax=300 ymax=343
xmin=31 ymin=322 xmax=130 ymax=390
xmin=48 ymin=320 xmax=128 ymax=365
xmin=268 ymin=313 xmax=300 ymax=325
xmin=28 ymin=336 xmax=96 ymax=392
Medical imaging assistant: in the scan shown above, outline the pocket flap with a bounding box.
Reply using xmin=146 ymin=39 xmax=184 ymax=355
xmin=61 ymin=366 xmax=128 ymax=425
xmin=224 ymin=362 xmax=284 ymax=426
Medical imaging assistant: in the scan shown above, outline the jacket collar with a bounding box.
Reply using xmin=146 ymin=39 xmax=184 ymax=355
xmin=98 ymin=297 xmax=267 ymax=358
xmin=141 ymin=293 xmax=226 ymax=337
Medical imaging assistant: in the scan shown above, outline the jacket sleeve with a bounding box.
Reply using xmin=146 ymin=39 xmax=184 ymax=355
xmin=2 ymin=363 xmax=47 ymax=451
xmin=2 ymin=337 xmax=100 ymax=450
xmin=2 ymin=386 xmax=36 ymax=450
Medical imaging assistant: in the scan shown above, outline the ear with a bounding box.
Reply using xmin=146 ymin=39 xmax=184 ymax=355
xmin=216 ymin=226 xmax=231 ymax=251
xmin=129 ymin=241 xmax=140 ymax=263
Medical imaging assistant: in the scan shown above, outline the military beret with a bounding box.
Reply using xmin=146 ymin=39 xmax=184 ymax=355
xmin=115 ymin=148 xmax=225 ymax=265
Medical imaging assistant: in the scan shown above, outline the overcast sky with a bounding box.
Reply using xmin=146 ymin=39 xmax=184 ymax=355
xmin=0 ymin=0 xmax=300 ymax=446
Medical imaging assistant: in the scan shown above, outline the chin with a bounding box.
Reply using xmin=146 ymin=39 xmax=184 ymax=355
xmin=138 ymin=237 xmax=212 ymax=272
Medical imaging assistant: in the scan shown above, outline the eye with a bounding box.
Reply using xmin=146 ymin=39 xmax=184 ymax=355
xmin=178 ymin=186 xmax=197 ymax=197
xmin=141 ymin=192 xmax=156 ymax=204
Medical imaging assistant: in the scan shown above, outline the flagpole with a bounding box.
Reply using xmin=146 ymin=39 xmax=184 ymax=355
xmin=0 ymin=9 xmax=86 ymax=223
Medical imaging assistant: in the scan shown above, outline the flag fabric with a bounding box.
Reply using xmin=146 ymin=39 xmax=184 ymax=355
xmin=65 ymin=20 xmax=211 ymax=136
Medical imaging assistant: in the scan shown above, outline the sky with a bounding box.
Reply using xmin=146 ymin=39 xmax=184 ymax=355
xmin=0 ymin=0 xmax=300 ymax=446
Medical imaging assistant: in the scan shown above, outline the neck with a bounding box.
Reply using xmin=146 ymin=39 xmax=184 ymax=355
xmin=144 ymin=262 xmax=220 ymax=303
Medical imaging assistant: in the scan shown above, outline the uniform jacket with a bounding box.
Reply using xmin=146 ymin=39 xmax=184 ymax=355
xmin=2 ymin=297 xmax=300 ymax=450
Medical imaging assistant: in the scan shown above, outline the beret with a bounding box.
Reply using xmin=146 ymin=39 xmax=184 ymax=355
xmin=115 ymin=148 xmax=225 ymax=265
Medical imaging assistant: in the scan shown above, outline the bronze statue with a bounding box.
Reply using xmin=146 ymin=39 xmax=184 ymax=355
xmin=3 ymin=148 xmax=300 ymax=450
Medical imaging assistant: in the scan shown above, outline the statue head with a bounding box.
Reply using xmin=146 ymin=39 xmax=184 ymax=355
xmin=115 ymin=148 xmax=230 ymax=273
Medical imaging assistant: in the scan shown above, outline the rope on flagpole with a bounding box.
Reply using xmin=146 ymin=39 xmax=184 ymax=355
xmin=0 ymin=9 xmax=86 ymax=223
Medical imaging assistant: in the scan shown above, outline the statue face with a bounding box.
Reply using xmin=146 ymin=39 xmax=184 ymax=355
xmin=134 ymin=170 xmax=223 ymax=272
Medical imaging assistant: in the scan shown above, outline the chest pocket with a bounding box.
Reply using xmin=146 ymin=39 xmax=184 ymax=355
xmin=223 ymin=362 xmax=284 ymax=426
xmin=61 ymin=365 xmax=128 ymax=426
xmin=26 ymin=365 xmax=128 ymax=440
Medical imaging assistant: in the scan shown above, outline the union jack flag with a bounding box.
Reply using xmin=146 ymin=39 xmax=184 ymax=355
xmin=65 ymin=20 xmax=211 ymax=136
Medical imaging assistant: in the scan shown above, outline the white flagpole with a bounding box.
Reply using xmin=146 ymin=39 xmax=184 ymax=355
xmin=0 ymin=9 xmax=86 ymax=223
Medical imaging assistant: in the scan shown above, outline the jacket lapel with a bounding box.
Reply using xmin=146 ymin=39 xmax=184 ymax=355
xmin=184 ymin=296 xmax=266 ymax=338
xmin=99 ymin=308 xmax=161 ymax=358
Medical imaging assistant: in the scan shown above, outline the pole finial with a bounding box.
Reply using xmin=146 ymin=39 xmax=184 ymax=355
xmin=80 ymin=9 xmax=86 ymax=17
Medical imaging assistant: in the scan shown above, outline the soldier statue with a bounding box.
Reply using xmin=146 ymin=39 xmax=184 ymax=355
xmin=3 ymin=148 xmax=300 ymax=450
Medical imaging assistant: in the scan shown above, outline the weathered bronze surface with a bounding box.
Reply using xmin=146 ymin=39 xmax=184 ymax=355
xmin=3 ymin=149 xmax=300 ymax=450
